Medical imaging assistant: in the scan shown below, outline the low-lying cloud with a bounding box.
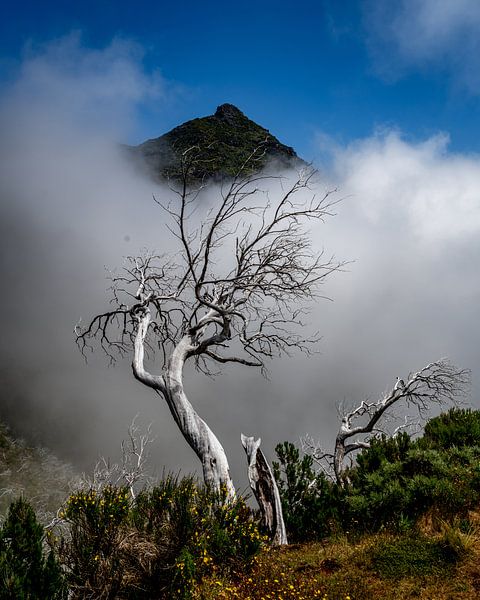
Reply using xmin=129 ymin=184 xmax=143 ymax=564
xmin=312 ymin=128 xmax=480 ymax=422
xmin=0 ymin=34 xmax=478 ymax=492
xmin=0 ymin=34 xmax=182 ymax=470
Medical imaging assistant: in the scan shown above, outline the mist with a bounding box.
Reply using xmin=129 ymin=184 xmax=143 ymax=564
xmin=1 ymin=34 xmax=479 ymax=491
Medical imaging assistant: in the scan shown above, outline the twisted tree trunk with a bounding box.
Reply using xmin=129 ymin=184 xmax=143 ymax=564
xmin=132 ymin=309 xmax=235 ymax=500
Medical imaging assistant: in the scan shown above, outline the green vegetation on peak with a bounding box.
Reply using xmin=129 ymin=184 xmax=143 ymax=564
xmin=127 ymin=103 xmax=305 ymax=182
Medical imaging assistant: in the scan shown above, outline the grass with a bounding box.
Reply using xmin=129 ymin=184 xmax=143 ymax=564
xmin=197 ymin=515 xmax=480 ymax=600
xmin=369 ymin=535 xmax=456 ymax=579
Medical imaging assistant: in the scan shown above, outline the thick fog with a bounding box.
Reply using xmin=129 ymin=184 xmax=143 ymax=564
xmin=1 ymin=36 xmax=479 ymax=489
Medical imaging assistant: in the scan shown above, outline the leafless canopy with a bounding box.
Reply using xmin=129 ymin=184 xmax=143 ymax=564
xmin=303 ymin=359 xmax=470 ymax=484
xmin=76 ymin=148 xmax=343 ymax=375
xmin=75 ymin=147 xmax=344 ymax=496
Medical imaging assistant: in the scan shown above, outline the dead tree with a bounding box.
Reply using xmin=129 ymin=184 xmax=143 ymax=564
xmin=241 ymin=434 xmax=288 ymax=545
xmin=304 ymin=359 xmax=470 ymax=485
xmin=76 ymin=147 xmax=342 ymax=499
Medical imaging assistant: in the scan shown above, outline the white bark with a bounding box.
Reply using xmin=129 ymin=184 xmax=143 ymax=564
xmin=165 ymin=336 xmax=235 ymax=498
xmin=77 ymin=162 xmax=343 ymax=502
xmin=331 ymin=359 xmax=469 ymax=484
xmin=80 ymin=417 xmax=155 ymax=498
xmin=303 ymin=360 xmax=469 ymax=485
xmin=241 ymin=433 xmax=288 ymax=545
xmin=132 ymin=306 xmax=235 ymax=499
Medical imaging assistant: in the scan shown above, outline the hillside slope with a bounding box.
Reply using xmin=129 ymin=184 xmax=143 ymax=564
xmin=0 ymin=421 xmax=76 ymax=523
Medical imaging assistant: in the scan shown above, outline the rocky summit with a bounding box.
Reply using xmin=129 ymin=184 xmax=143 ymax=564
xmin=126 ymin=103 xmax=304 ymax=182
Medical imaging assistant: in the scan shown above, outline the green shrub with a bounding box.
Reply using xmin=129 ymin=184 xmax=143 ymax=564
xmin=340 ymin=418 xmax=480 ymax=533
xmin=59 ymin=476 xmax=264 ymax=599
xmin=131 ymin=476 xmax=264 ymax=597
xmin=0 ymin=498 xmax=65 ymax=599
xmin=421 ymin=407 xmax=480 ymax=450
xmin=59 ymin=485 xmax=130 ymax=597
xmin=272 ymin=409 xmax=480 ymax=542
xmin=344 ymin=444 xmax=480 ymax=532
xmin=273 ymin=441 xmax=340 ymax=542
xmin=353 ymin=432 xmax=412 ymax=477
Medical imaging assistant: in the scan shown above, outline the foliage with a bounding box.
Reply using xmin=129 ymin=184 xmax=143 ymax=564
xmin=344 ymin=444 xmax=480 ymax=531
xmin=274 ymin=408 xmax=480 ymax=540
xmin=3 ymin=407 xmax=480 ymax=598
xmin=343 ymin=407 xmax=480 ymax=531
xmin=59 ymin=486 xmax=130 ymax=597
xmin=0 ymin=497 xmax=65 ymax=599
xmin=352 ymin=432 xmax=412 ymax=477
xmin=273 ymin=442 xmax=340 ymax=542
xmin=131 ymin=475 xmax=265 ymax=597
xmin=59 ymin=475 xmax=264 ymax=599
xmin=420 ymin=407 xmax=480 ymax=450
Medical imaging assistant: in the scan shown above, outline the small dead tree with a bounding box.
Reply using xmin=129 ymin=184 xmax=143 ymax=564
xmin=76 ymin=148 xmax=342 ymax=499
xmin=79 ymin=417 xmax=155 ymax=499
xmin=304 ymin=359 xmax=470 ymax=485
xmin=241 ymin=433 xmax=288 ymax=545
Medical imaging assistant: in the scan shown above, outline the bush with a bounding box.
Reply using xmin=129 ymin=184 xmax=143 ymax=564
xmin=131 ymin=475 xmax=264 ymax=597
xmin=59 ymin=485 xmax=130 ymax=597
xmin=421 ymin=407 xmax=480 ymax=450
xmin=273 ymin=441 xmax=340 ymax=542
xmin=59 ymin=475 xmax=264 ymax=599
xmin=351 ymin=432 xmax=412 ymax=479
xmin=272 ymin=410 xmax=480 ymax=539
xmin=344 ymin=441 xmax=480 ymax=532
xmin=0 ymin=498 xmax=65 ymax=599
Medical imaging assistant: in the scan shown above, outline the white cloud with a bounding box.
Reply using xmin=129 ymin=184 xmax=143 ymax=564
xmin=0 ymin=34 xmax=188 ymax=474
xmin=2 ymin=32 xmax=165 ymax=138
xmin=329 ymin=129 xmax=480 ymax=241
xmin=302 ymin=127 xmax=480 ymax=445
xmin=364 ymin=0 xmax=480 ymax=91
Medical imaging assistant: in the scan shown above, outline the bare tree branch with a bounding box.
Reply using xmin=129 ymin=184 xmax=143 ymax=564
xmin=78 ymin=416 xmax=155 ymax=499
xmin=305 ymin=359 xmax=470 ymax=485
xmin=76 ymin=147 xmax=343 ymax=497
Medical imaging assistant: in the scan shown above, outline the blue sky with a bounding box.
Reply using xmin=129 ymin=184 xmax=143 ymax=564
xmin=2 ymin=0 xmax=480 ymax=156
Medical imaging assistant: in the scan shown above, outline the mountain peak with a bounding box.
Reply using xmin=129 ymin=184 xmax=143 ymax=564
xmin=128 ymin=104 xmax=304 ymax=182
xmin=214 ymin=103 xmax=246 ymax=124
